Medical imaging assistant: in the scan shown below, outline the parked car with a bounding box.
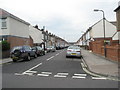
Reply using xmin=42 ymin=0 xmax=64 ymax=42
xmin=66 ymin=45 xmax=82 ymax=58
xmin=10 ymin=45 xmax=37 ymax=62
xmin=32 ymin=46 xmax=45 ymax=56
xmin=46 ymin=46 xmax=56 ymax=52
xmin=49 ymin=46 xmax=56 ymax=52
xmin=46 ymin=46 xmax=51 ymax=52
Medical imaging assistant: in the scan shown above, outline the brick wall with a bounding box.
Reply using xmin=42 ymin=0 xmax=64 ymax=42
xmin=90 ymin=40 xmax=120 ymax=61
xmin=7 ymin=36 xmax=30 ymax=49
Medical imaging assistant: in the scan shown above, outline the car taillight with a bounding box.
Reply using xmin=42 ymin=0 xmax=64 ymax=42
xmin=76 ymin=51 xmax=81 ymax=52
xmin=67 ymin=50 xmax=71 ymax=52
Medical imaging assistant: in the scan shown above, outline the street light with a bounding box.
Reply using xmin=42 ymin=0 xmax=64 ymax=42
xmin=94 ymin=9 xmax=106 ymax=57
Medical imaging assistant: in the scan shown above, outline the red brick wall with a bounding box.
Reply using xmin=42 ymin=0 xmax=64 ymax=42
xmin=91 ymin=40 xmax=120 ymax=62
xmin=7 ymin=36 xmax=30 ymax=49
xmin=106 ymin=45 xmax=120 ymax=61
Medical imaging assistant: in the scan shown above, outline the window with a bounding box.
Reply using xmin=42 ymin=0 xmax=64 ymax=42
xmin=1 ymin=18 xmax=7 ymax=29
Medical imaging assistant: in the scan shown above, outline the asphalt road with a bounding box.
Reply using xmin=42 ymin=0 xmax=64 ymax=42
xmin=2 ymin=49 xmax=118 ymax=88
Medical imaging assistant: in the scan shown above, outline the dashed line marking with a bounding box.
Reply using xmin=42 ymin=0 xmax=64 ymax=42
xmin=15 ymin=73 xmax=24 ymax=76
xmin=57 ymin=73 xmax=69 ymax=75
xmin=55 ymin=53 xmax=59 ymax=56
xmin=25 ymin=71 xmax=37 ymax=73
xmin=92 ymin=77 xmax=107 ymax=80
xmin=37 ymin=74 xmax=49 ymax=77
xmin=47 ymin=56 xmax=54 ymax=61
xmin=74 ymin=74 xmax=87 ymax=76
xmin=72 ymin=76 xmax=86 ymax=79
xmin=41 ymin=72 xmax=52 ymax=75
xmin=26 ymin=63 xmax=42 ymax=71
xmin=54 ymin=75 xmax=67 ymax=78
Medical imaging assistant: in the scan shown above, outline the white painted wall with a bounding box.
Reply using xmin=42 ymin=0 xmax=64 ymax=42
xmin=9 ymin=17 xmax=29 ymax=38
xmin=113 ymin=32 xmax=119 ymax=40
xmin=91 ymin=19 xmax=117 ymax=38
xmin=29 ymin=25 xmax=43 ymax=44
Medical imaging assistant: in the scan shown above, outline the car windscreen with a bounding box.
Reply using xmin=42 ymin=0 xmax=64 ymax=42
xmin=68 ymin=46 xmax=80 ymax=49
xmin=11 ymin=46 xmax=22 ymax=52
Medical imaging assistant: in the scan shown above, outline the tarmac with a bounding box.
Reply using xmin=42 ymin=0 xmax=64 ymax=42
xmin=0 ymin=49 xmax=119 ymax=81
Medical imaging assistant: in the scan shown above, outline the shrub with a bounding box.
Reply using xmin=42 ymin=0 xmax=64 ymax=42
xmin=1 ymin=40 xmax=10 ymax=51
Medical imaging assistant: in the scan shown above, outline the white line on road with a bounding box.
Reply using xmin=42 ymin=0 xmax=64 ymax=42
xmin=92 ymin=77 xmax=107 ymax=80
xmin=74 ymin=74 xmax=87 ymax=76
xmin=41 ymin=72 xmax=52 ymax=75
xmin=25 ymin=71 xmax=37 ymax=73
xmin=21 ymin=63 xmax=42 ymax=75
xmin=37 ymin=74 xmax=49 ymax=77
xmin=72 ymin=76 xmax=86 ymax=79
xmin=27 ymin=63 xmax=42 ymax=71
xmin=54 ymin=75 xmax=67 ymax=78
xmin=47 ymin=56 xmax=54 ymax=61
xmin=14 ymin=73 xmax=24 ymax=76
xmin=22 ymin=72 xmax=34 ymax=76
xmin=55 ymin=53 xmax=59 ymax=56
xmin=57 ymin=73 xmax=69 ymax=75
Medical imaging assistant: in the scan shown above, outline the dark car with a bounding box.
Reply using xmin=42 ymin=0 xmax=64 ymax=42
xmin=32 ymin=46 xmax=45 ymax=56
xmin=10 ymin=45 xmax=37 ymax=62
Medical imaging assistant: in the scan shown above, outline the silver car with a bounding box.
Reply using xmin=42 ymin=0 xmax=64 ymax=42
xmin=66 ymin=46 xmax=82 ymax=58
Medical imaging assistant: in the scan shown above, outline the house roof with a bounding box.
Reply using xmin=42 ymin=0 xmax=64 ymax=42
xmin=114 ymin=6 xmax=120 ymax=12
xmin=110 ymin=21 xmax=117 ymax=26
xmin=29 ymin=25 xmax=43 ymax=44
xmin=0 ymin=8 xmax=30 ymax=25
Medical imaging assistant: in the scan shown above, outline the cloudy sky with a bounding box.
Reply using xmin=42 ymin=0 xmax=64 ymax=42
xmin=0 ymin=0 xmax=119 ymax=42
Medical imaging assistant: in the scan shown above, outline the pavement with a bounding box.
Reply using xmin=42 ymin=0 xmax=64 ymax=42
xmin=0 ymin=58 xmax=12 ymax=64
xmin=81 ymin=49 xmax=119 ymax=81
xmin=1 ymin=49 xmax=120 ymax=81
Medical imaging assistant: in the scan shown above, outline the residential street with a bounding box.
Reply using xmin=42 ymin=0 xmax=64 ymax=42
xmin=2 ymin=49 xmax=118 ymax=88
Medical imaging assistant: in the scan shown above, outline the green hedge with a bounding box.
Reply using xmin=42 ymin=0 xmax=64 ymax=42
xmin=0 ymin=40 xmax=10 ymax=51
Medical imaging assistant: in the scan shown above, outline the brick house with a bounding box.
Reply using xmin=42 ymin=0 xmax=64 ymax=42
xmin=0 ymin=8 xmax=30 ymax=49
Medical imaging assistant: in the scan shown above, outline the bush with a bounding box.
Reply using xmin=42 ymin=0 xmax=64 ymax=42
xmin=1 ymin=40 xmax=10 ymax=51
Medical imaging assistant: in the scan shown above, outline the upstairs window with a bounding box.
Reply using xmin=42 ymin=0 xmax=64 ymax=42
xmin=1 ymin=18 xmax=7 ymax=29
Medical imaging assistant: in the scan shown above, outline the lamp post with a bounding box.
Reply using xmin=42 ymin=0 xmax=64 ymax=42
xmin=94 ymin=9 xmax=106 ymax=57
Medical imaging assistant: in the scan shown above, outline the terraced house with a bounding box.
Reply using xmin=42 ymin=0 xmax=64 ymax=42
xmin=0 ymin=8 xmax=30 ymax=49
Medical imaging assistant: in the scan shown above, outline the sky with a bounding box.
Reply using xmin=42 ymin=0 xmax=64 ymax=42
xmin=0 ymin=0 xmax=119 ymax=42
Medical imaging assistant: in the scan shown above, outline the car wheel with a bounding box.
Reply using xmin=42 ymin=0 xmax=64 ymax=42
xmin=13 ymin=59 xmax=17 ymax=62
xmin=66 ymin=56 xmax=68 ymax=58
xmin=34 ymin=54 xmax=37 ymax=58
xmin=27 ymin=55 xmax=31 ymax=61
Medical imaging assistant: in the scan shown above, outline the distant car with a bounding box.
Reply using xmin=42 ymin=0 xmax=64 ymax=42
xmin=32 ymin=46 xmax=45 ymax=56
xmin=49 ymin=46 xmax=56 ymax=52
xmin=10 ymin=45 xmax=37 ymax=62
xmin=46 ymin=46 xmax=56 ymax=52
xmin=66 ymin=45 xmax=82 ymax=58
xmin=46 ymin=46 xmax=51 ymax=52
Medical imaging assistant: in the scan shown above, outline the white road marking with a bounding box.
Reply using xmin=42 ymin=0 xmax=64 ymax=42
xmin=20 ymin=63 xmax=42 ymax=76
xmin=41 ymin=72 xmax=52 ymax=75
xmin=92 ymin=77 xmax=107 ymax=80
xmin=72 ymin=76 xmax=86 ymax=79
xmin=26 ymin=63 xmax=42 ymax=71
xmin=37 ymin=74 xmax=49 ymax=77
xmin=47 ymin=56 xmax=54 ymax=61
xmin=25 ymin=71 xmax=37 ymax=73
xmin=22 ymin=72 xmax=34 ymax=76
xmin=57 ymin=73 xmax=69 ymax=75
xmin=54 ymin=75 xmax=67 ymax=78
xmin=14 ymin=73 xmax=24 ymax=76
xmin=55 ymin=53 xmax=59 ymax=56
xmin=74 ymin=74 xmax=87 ymax=76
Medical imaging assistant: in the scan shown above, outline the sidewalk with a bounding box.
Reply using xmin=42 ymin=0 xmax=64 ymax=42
xmin=0 ymin=58 xmax=12 ymax=64
xmin=81 ymin=49 xmax=119 ymax=78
